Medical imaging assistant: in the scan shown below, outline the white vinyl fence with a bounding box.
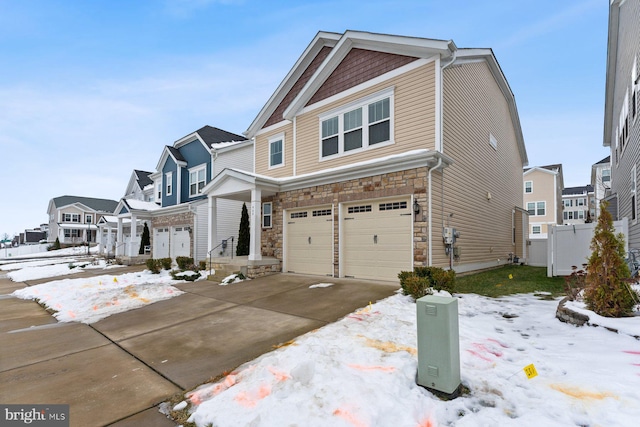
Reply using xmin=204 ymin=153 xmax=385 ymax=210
xmin=528 ymin=239 xmax=548 ymax=267
xmin=547 ymin=218 xmax=629 ymax=277
xmin=0 ymin=243 xmax=50 ymax=259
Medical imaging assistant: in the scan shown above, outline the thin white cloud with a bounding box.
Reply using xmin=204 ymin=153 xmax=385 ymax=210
xmin=496 ymin=0 xmax=602 ymax=49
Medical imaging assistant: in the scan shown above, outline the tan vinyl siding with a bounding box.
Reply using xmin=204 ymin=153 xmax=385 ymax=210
xmin=432 ymin=60 xmax=524 ymax=269
xmin=295 ymin=61 xmax=436 ymax=175
xmin=255 ymin=123 xmax=294 ymax=177
xmin=523 ymin=169 xmax=557 ymax=226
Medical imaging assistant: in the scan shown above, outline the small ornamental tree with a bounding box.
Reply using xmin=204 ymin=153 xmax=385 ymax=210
xmin=54 ymin=237 xmax=61 ymax=250
xmin=139 ymin=222 xmax=150 ymax=255
xmin=584 ymin=202 xmax=637 ymax=317
xmin=236 ymin=203 xmax=250 ymax=256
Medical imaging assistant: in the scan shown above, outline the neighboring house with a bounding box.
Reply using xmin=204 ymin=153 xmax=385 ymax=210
xmin=604 ymin=0 xmax=640 ymax=246
xmin=523 ymin=164 xmax=563 ymax=238
xmin=203 ymin=31 xmax=529 ymax=281
xmin=590 ymin=156 xmax=611 ymax=219
xmin=562 ymin=185 xmax=594 ymax=225
xmin=47 ymin=196 xmax=118 ymax=245
xmin=106 ymin=125 xmax=252 ymax=261
xmin=123 ymin=170 xmax=155 ymax=202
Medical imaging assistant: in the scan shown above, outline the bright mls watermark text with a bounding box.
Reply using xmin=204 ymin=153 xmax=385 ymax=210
xmin=1 ymin=405 xmax=69 ymax=426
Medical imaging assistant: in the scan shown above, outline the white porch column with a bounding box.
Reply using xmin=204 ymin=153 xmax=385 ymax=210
xmin=107 ymin=226 xmax=113 ymax=256
xmin=96 ymin=225 xmax=102 ymax=253
xmin=208 ymin=196 xmax=218 ymax=258
xmin=249 ymin=188 xmax=262 ymax=261
xmin=116 ymin=218 xmax=123 ymax=256
xmin=128 ymin=213 xmax=138 ymax=257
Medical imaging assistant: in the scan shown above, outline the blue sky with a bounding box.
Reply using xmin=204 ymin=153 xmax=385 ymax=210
xmin=0 ymin=0 xmax=609 ymax=237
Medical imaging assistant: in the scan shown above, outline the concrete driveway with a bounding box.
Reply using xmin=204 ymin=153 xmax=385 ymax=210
xmin=0 ymin=269 xmax=399 ymax=426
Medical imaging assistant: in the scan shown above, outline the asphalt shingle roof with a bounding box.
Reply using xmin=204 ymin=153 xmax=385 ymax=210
xmin=52 ymin=196 xmax=119 ymax=213
xmin=562 ymin=185 xmax=594 ymax=196
xmin=194 ymin=125 xmax=247 ymax=148
xmin=594 ymin=156 xmax=610 ymax=165
xmin=134 ymin=170 xmax=153 ymax=189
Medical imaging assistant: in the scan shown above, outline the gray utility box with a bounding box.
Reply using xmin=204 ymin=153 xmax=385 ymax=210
xmin=416 ymin=295 xmax=461 ymax=397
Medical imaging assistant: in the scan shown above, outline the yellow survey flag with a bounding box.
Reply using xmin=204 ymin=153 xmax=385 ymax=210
xmin=524 ymin=364 xmax=538 ymax=379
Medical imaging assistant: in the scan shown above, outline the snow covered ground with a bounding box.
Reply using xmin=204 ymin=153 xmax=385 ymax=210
xmin=5 ymin=258 xmax=124 ymax=282
xmin=5 ymin=253 xmax=639 ymax=425
xmin=174 ymin=291 xmax=640 ymax=427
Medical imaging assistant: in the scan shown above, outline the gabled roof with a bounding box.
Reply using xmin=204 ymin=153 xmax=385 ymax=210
xmin=134 ymin=170 xmax=153 ymax=189
xmin=175 ymin=125 xmax=247 ymax=149
xmin=245 ymin=30 xmax=527 ymax=166
xmin=51 ymin=195 xmax=118 ymax=213
xmin=593 ymin=156 xmax=610 ymax=166
xmin=523 ymin=164 xmax=562 ymax=175
xmin=155 ymin=145 xmax=188 ymax=172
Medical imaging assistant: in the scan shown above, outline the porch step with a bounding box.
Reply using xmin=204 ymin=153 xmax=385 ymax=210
xmin=206 ymin=262 xmax=247 ymax=282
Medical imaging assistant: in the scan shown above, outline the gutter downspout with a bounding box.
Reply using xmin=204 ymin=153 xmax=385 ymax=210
xmin=428 ymin=157 xmax=443 ymax=266
xmin=428 ymin=44 xmax=456 ymax=267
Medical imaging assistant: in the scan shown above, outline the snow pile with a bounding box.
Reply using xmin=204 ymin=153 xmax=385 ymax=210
xmin=178 ymin=293 xmax=640 ymax=427
xmin=309 ymin=283 xmax=334 ymax=289
xmin=6 ymin=259 xmax=118 ymax=282
xmin=0 ymin=257 xmax=78 ymax=271
xmin=12 ymin=270 xmax=184 ymax=324
xmin=219 ymin=274 xmax=246 ymax=286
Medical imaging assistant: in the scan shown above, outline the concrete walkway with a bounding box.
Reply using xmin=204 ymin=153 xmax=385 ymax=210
xmin=0 ymin=268 xmax=399 ymax=426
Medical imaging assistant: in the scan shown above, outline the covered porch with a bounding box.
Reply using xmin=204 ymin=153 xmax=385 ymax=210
xmin=111 ymin=199 xmax=159 ymax=262
xmin=201 ymin=168 xmax=281 ymax=278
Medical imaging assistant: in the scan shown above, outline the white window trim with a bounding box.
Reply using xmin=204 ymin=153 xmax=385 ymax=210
xmin=318 ymin=87 xmax=394 ymax=162
xmin=524 ymin=181 xmax=533 ymax=194
xmin=165 ymin=172 xmax=173 ymax=196
xmin=489 ymin=133 xmax=498 ymax=150
xmin=532 ymin=225 xmax=541 ymax=235
xmin=268 ymin=133 xmax=285 ymax=170
xmin=85 ymin=214 xmax=93 ymax=224
xmin=188 ymin=164 xmax=207 ymax=197
xmin=262 ymin=202 xmax=273 ymax=228
xmin=527 ymin=201 xmax=546 ymax=217
xmin=632 ymin=164 xmax=637 ymax=224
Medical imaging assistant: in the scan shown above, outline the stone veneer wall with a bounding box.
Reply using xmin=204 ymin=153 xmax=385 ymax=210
xmin=150 ymin=211 xmax=195 ymax=258
xmin=261 ymin=167 xmax=429 ymax=277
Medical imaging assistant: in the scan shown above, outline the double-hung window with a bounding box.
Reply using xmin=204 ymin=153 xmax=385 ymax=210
xmin=189 ymin=165 xmax=206 ymax=197
xmin=524 ymin=181 xmax=532 ymax=194
xmin=165 ymin=172 xmax=173 ymax=196
xmin=536 ymin=201 xmax=546 ymax=216
xmin=262 ymin=202 xmax=272 ymax=228
xmin=632 ymin=165 xmax=637 ymax=221
xmin=269 ymin=135 xmax=284 ymax=168
xmin=320 ymin=89 xmax=393 ymax=159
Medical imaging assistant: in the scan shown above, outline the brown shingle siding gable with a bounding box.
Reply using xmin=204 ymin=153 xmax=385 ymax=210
xmin=307 ymin=49 xmax=418 ymax=106
xmin=264 ymin=46 xmax=333 ymax=129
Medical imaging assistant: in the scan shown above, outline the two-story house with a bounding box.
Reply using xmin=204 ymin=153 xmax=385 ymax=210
xmin=591 ymin=156 xmax=611 ymax=220
xmin=203 ymin=31 xmax=529 ymax=281
xmin=47 ymin=195 xmax=118 ymax=246
xmin=604 ymin=0 xmax=640 ymax=246
xmin=523 ymin=164 xmax=563 ymax=238
xmin=124 ymin=170 xmax=155 ymax=202
xmin=562 ymin=185 xmax=594 ymax=225
xmin=109 ymin=125 xmax=252 ymax=261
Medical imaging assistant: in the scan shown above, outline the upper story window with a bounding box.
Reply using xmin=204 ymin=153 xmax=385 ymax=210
xmin=156 ymin=181 xmax=161 ymax=201
xmin=577 ymin=198 xmax=585 ymax=207
xmin=165 ymin=172 xmax=173 ymax=196
xmin=85 ymin=214 xmax=92 ymax=224
xmin=524 ymin=181 xmax=532 ymax=194
xmin=631 ymin=164 xmax=637 ymax=222
xmin=527 ymin=201 xmax=545 ymax=216
xmin=602 ymin=169 xmax=611 ymax=183
xmin=319 ymin=89 xmax=393 ymax=160
xmin=62 ymin=213 xmax=81 ymax=223
xmin=269 ymin=134 xmax=284 ymax=169
xmin=632 ymin=56 xmax=638 ymax=120
xmin=189 ymin=165 xmax=206 ymax=197
xmin=563 ymin=199 xmax=573 ymax=208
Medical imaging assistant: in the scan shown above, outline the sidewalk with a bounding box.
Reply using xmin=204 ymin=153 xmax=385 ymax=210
xmin=1 ymin=268 xmax=398 ymax=426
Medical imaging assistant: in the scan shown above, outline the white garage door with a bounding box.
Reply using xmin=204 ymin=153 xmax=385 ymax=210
xmin=342 ymin=198 xmax=412 ymax=282
xmin=154 ymin=228 xmax=169 ymax=258
xmin=285 ymin=206 xmax=333 ymax=276
xmin=171 ymin=227 xmax=191 ymax=259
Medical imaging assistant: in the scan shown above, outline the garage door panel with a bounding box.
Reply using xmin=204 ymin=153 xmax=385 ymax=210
xmin=286 ymin=208 xmax=333 ymax=276
xmin=343 ymin=198 xmax=412 ymax=282
xmin=154 ymin=228 xmax=169 ymax=259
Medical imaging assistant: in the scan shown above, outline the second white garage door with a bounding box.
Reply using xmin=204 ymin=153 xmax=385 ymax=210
xmin=342 ymin=197 xmax=412 ymax=281
xmin=171 ymin=227 xmax=191 ymax=259
xmin=153 ymin=228 xmax=170 ymax=259
xmin=285 ymin=206 xmax=333 ymax=276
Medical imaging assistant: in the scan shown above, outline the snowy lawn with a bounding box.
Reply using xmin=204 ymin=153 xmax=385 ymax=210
xmin=12 ymin=270 xmax=185 ymax=324
xmin=6 ymin=259 xmax=123 ymax=282
xmin=170 ymin=291 xmax=640 ymax=427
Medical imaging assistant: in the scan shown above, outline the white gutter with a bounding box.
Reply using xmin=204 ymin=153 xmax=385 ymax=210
xmin=428 ymin=157 xmax=444 ymax=266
